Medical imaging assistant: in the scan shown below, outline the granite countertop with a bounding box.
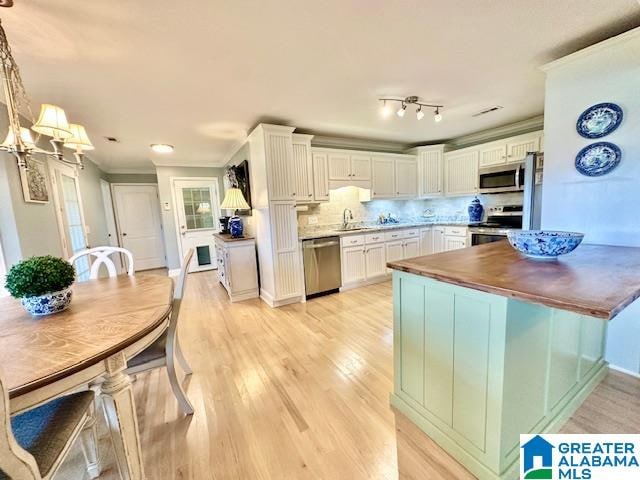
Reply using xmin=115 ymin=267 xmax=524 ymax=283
xmin=298 ymin=220 xmax=473 ymax=240
xmin=213 ymin=233 xmax=255 ymax=242
xmin=387 ymin=241 xmax=640 ymax=320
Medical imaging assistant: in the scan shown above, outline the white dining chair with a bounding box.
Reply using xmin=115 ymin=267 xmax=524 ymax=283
xmin=69 ymin=246 xmax=134 ymax=280
xmin=0 ymin=372 xmax=99 ymax=480
xmin=126 ymin=249 xmax=195 ymax=415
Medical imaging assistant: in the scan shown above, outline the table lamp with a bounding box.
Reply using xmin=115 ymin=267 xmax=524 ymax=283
xmin=220 ymin=188 xmax=250 ymax=238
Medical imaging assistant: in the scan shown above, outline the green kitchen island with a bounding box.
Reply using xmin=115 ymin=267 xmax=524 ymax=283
xmin=387 ymin=241 xmax=640 ymax=480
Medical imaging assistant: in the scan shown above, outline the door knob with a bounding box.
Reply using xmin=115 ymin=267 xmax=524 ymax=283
xmin=122 ymin=233 xmax=127 ymax=237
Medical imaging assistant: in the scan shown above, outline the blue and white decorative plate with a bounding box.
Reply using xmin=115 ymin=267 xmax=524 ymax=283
xmin=575 ymin=142 xmax=621 ymax=177
xmin=576 ymin=103 xmax=623 ymax=139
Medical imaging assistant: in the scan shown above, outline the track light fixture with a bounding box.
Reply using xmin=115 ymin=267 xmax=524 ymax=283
xmin=379 ymin=96 xmax=443 ymax=123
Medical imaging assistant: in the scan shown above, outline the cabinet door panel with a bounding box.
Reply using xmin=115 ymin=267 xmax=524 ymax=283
xmin=292 ymin=141 xmax=313 ymax=200
xmin=312 ymin=153 xmax=330 ymax=201
xmin=350 ymin=155 xmax=371 ymax=180
xmin=507 ymin=136 xmax=540 ymax=163
xmin=445 ymin=151 xmax=479 ymax=196
xmin=420 ymin=228 xmax=434 ymax=255
xmin=432 ymin=228 xmax=445 ymax=253
xmin=403 ymin=238 xmax=420 ymax=260
xmin=445 ymin=236 xmax=466 ymax=251
xmin=275 ymin=250 xmax=300 ymax=298
xmin=396 ymin=158 xmax=418 ymax=197
xmin=271 ymin=201 xmax=298 ymax=252
xmin=328 ymin=153 xmax=351 ymax=180
xmin=342 ymin=246 xmax=366 ymax=284
xmin=266 ymin=131 xmax=295 ymax=200
xmin=420 ymin=150 xmax=443 ymax=197
xmin=479 ymin=144 xmax=507 ymax=167
xmin=365 ymin=243 xmax=386 ymax=279
xmin=371 ymin=157 xmax=396 ymax=198
xmin=398 ymin=278 xmax=426 ymax=405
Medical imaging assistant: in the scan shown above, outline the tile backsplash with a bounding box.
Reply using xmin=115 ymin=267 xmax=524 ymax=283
xmin=297 ymin=187 xmax=523 ymax=227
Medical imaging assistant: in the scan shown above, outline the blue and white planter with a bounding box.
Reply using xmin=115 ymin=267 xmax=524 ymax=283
xmin=21 ymin=288 xmax=73 ymax=316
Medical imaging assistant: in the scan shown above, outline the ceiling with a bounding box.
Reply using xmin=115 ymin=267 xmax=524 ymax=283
xmin=3 ymin=1 xmax=640 ymax=172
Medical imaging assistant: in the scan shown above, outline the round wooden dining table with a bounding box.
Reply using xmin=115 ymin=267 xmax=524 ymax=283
xmin=0 ymin=274 xmax=173 ymax=480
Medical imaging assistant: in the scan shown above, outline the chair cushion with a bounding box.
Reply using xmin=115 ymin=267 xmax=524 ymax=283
xmin=127 ymin=332 xmax=167 ymax=368
xmin=0 ymin=390 xmax=94 ymax=479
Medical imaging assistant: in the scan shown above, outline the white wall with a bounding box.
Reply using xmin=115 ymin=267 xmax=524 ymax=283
xmin=541 ymin=28 xmax=640 ymax=375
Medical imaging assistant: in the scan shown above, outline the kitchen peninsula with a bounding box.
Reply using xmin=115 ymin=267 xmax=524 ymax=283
xmin=387 ymin=241 xmax=640 ymax=480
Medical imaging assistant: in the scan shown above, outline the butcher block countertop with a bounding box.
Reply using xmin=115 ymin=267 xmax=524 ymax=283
xmin=387 ymin=240 xmax=640 ymax=320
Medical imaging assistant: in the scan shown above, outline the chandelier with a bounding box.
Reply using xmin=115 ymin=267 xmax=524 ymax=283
xmin=379 ymin=96 xmax=443 ymax=122
xmin=0 ymin=19 xmax=93 ymax=169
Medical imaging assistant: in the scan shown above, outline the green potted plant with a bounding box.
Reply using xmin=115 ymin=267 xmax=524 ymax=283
xmin=5 ymin=256 xmax=76 ymax=316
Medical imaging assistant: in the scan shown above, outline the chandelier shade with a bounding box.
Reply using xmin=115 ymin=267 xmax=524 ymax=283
xmin=220 ymin=188 xmax=250 ymax=211
xmin=32 ymin=104 xmax=73 ymax=140
xmin=64 ymin=123 xmax=94 ymax=151
xmin=1 ymin=127 xmax=35 ymax=149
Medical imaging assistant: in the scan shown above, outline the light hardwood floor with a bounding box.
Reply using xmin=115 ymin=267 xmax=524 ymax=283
xmin=57 ymin=271 xmax=640 ymax=479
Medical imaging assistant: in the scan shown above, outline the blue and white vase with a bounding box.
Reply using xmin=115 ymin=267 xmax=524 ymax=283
xmin=21 ymin=288 xmax=73 ymax=316
xmin=468 ymin=197 xmax=484 ymax=223
xmin=229 ymin=216 xmax=244 ymax=238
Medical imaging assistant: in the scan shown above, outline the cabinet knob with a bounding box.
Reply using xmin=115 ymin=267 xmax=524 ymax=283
xmin=292 ymin=193 xmax=296 ymax=196
xmin=308 ymin=194 xmax=312 ymax=197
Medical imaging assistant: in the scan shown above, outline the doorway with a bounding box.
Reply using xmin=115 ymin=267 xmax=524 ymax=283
xmin=49 ymin=161 xmax=91 ymax=280
xmin=111 ymin=184 xmax=166 ymax=271
xmin=172 ymin=178 xmax=221 ymax=272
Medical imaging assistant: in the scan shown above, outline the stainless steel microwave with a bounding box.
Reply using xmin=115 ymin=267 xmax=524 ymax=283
xmin=478 ymin=162 xmax=525 ymax=193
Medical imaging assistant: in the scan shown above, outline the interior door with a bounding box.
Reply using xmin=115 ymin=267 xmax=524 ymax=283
xmin=173 ymin=179 xmax=220 ymax=272
xmin=49 ymin=161 xmax=90 ymax=281
xmin=112 ymin=184 xmax=166 ymax=271
xmin=100 ymin=180 xmax=123 ymax=273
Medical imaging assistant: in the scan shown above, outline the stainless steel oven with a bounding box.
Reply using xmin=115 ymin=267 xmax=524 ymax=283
xmin=471 ymin=231 xmax=507 ymax=245
xmin=478 ymin=162 xmax=525 ymax=194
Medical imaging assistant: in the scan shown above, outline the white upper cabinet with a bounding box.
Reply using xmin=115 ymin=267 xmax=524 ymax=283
xmin=328 ymin=152 xmax=371 ymax=181
xmin=479 ymin=143 xmax=507 ymax=167
xmin=350 ymin=155 xmax=371 ymax=181
xmin=371 ymin=156 xmax=396 ymax=199
xmin=292 ymin=134 xmax=314 ymax=202
xmin=507 ymin=134 xmax=540 ymax=163
xmin=264 ymin=128 xmax=295 ymax=201
xmin=444 ymin=150 xmax=479 ymax=196
xmin=328 ymin=153 xmax=351 ymax=180
xmin=311 ymin=152 xmax=330 ymax=202
xmin=395 ymin=158 xmax=418 ymax=198
xmin=417 ymin=147 xmax=444 ymax=197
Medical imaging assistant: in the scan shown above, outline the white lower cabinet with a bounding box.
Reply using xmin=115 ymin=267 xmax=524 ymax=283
xmin=404 ymin=238 xmax=420 ymax=259
xmin=365 ymin=242 xmax=387 ymax=279
xmin=214 ymin=235 xmax=259 ymax=302
xmin=342 ymin=245 xmax=367 ymax=285
xmin=385 ymin=240 xmax=404 ymax=265
xmin=433 ymin=227 xmax=446 ymax=253
xmin=444 ymin=236 xmax=467 ymax=251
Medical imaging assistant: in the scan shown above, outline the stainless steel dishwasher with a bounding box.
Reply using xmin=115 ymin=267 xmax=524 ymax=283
xmin=302 ymin=236 xmax=342 ymax=299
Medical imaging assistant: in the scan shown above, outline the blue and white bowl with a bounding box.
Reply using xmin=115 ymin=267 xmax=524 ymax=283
xmin=21 ymin=288 xmax=73 ymax=316
xmin=506 ymin=231 xmax=584 ymax=260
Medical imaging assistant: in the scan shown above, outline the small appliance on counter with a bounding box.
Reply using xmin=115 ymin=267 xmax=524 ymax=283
xmin=219 ymin=216 xmax=231 ymax=234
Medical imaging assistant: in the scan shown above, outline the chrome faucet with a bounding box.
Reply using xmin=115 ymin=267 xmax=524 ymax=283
xmin=342 ymin=208 xmax=353 ymax=229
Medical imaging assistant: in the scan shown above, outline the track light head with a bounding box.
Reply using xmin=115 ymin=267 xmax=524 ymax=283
xmin=397 ymin=103 xmax=407 ymax=117
xmin=434 ymin=107 xmax=443 ymax=123
xmin=416 ymin=106 xmax=424 ymax=120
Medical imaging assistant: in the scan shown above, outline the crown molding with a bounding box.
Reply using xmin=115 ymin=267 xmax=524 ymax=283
xmin=103 ymin=167 xmax=158 ymax=174
xmin=541 ymin=26 xmax=640 ymax=72
xmin=309 ymin=134 xmax=409 ymax=153
xmin=445 ymin=115 xmax=544 ymax=150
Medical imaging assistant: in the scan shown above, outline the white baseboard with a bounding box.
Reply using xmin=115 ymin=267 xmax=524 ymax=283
xmin=168 ymin=268 xmax=181 ymax=277
xmin=608 ymin=364 xmax=640 ymax=379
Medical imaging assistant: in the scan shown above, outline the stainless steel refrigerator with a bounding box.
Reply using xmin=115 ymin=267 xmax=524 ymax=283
xmin=522 ymin=152 xmax=544 ymax=230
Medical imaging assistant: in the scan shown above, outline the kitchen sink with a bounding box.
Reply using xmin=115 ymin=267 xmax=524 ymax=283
xmin=334 ymin=227 xmax=367 ymax=232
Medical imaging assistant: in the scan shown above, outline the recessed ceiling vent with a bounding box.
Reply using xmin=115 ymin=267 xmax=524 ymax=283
xmin=104 ymin=136 xmax=119 ymax=143
xmin=472 ymin=106 xmax=504 ymax=117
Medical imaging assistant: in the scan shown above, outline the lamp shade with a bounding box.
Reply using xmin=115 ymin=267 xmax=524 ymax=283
xmin=32 ymin=104 xmax=72 ymax=139
xmin=1 ymin=127 xmax=36 ymax=149
xmin=220 ymin=188 xmax=250 ymax=210
xmin=63 ymin=123 xmax=94 ymax=151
